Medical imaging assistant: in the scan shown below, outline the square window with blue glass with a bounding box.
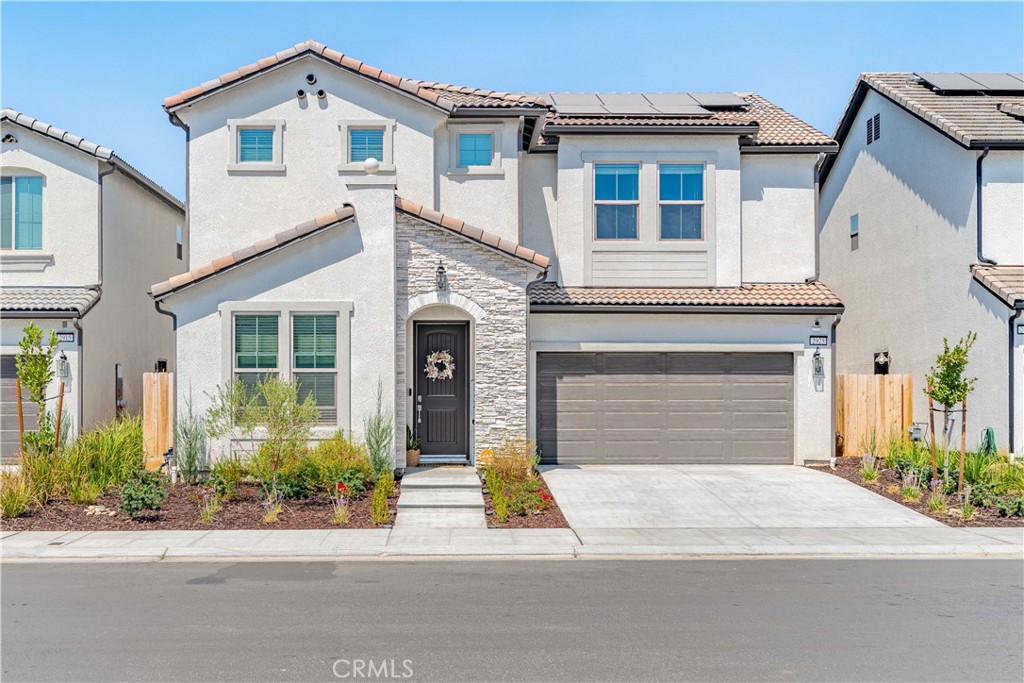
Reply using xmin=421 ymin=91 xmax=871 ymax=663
xmin=1 ymin=176 xmax=43 ymax=250
xmin=458 ymin=133 xmax=493 ymax=167
xmin=594 ymin=163 xmax=640 ymax=240
xmin=239 ymin=129 xmax=274 ymax=163
xmin=349 ymin=128 xmax=385 ymax=163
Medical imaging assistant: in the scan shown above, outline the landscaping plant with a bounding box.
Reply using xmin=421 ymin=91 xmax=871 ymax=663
xmin=481 ymin=436 xmax=553 ymax=520
xmin=0 ymin=474 xmax=32 ymax=518
xmin=195 ymin=485 xmax=221 ymax=524
xmin=926 ymin=492 xmax=947 ymax=514
xmin=959 ymin=485 xmax=976 ymax=521
xmin=14 ymin=322 xmax=59 ymax=456
xmin=329 ymin=482 xmax=350 ymax=525
xmin=859 ymin=453 xmax=879 ymax=483
xmin=364 ymin=380 xmax=394 ymax=477
xmin=370 ymin=471 xmax=395 ymax=524
xmin=996 ymin=496 xmax=1024 ymax=518
xmin=175 ymin=391 xmax=208 ymax=485
xmin=209 ymin=457 xmax=247 ymax=500
xmin=900 ymin=471 xmax=922 ymax=502
xmin=118 ymin=469 xmax=168 ymax=518
xmin=924 ymin=333 xmax=977 ymax=488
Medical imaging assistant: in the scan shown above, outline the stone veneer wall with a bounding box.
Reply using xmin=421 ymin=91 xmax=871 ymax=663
xmin=395 ymin=212 xmax=535 ymax=465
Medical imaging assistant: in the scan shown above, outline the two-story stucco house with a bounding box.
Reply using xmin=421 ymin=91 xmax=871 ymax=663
xmin=1 ymin=109 xmax=186 ymax=459
xmin=819 ymin=73 xmax=1024 ymax=457
xmin=151 ymin=40 xmax=843 ymax=468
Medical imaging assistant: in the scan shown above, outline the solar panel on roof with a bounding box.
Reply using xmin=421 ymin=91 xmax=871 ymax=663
xmin=964 ymin=73 xmax=1024 ymax=91
xmin=596 ymin=93 xmax=650 ymax=106
xmin=916 ymin=72 xmax=986 ymax=91
xmin=643 ymin=93 xmax=700 ymax=106
xmin=550 ymin=104 xmax=609 ymax=115
xmin=548 ymin=93 xmax=604 ymax=106
xmin=602 ymin=104 xmax=660 ymax=114
xmin=653 ymin=105 xmax=714 ymax=116
xmin=689 ymin=93 xmax=749 ymax=108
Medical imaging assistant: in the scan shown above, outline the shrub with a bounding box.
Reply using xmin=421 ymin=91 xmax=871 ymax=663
xmin=19 ymin=451 xmax=63 ymax=504
xmin=209 ymin=457 xmax=247 ymax=500
xmin=0 ymin=474 xmax=32 ymax=518
xmin=996 ymin=496 xmax=1024 ymax=518
xmin=67 ymin=478 xmax=104 ymax=505
xmin=364 ymin=381 xmax=394 ymax=477
xmin=308 ymin=432 xmax=374 ymax=496
xmin=485 ymin=436 xmax=538 ymax=486
xmin=118 ymin=469 xmax=168 ymax=518
xmin=62 ymin=416 xmax=145 ymax=493
xmin=986 ymin=461 xmax=1024 ymax=496
xmin=175 ymin=392 xmax=207 ymax=485
xmin=506 ymin=477 xmax=553 ymax=516
xmin=370 ymin=471 xmax=395 ymax=524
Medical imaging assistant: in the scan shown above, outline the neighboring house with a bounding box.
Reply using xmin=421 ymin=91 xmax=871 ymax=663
xmin=819 ymin=73 xmax=1024 ymax=457
xmin=0 ymin=109 xmax=185 ymax=460
xmin=151 ymin=40 xmax=843 ymax=468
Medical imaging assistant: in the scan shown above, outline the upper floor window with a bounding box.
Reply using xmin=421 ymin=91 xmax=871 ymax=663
xmin=348 ymin=128 xmax=385 ymax=163
xmin=659 ymin=164 xmax=705 ymax=240
xmin=1 ymin=176 xmax=43 ymax=250
xmin=175 ymin=224 xmax=183 ymax=261
xmin=594 ymin=163 xmax=639 ymax=240
xmin=458 ymin=133 xmax=493 ymax=167
xmin=227 ymin=119 xmax=285 ymax=172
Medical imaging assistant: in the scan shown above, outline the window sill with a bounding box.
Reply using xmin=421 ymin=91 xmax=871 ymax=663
xmin=445 ymin=167 xmax=505 ymax=178
xmin=227 ymin=163 xmax=286 ymax=174
xmin=592 ymin=241 xmax=708 ymax=252
xmin=337 ymin=164 xmax=396 ymax=175
xmin=0 ymin=251 xmax=54 ymax=272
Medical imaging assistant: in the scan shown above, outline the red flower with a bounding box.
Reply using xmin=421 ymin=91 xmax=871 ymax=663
xmin=336 ymin=482 xmax=348 ymax=492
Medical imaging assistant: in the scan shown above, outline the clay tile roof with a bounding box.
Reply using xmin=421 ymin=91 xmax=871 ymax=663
xmin=971 ymin=264 xmax=1024 ymax=307
xmin=164 ymin=40 xmax=548 ymax=113
xmin=0 ymin=286 xmax=100 ymax=316
xmin=394 ymin=196 xmax=550 ymax=270
xmin=528 ymin=282 xmax=844 ymax=309
xmin=541 ymin=93 xmax=835 ymax=148
xmin=1 ymin=108 xmax=183 ymax=209
xmin=150 ymin=205 xmax=355 ymax=299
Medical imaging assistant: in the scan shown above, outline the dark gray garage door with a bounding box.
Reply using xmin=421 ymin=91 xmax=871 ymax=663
xmin=2 ymin=355 xmax=37 ymax=462
xmin=536 ymin=352 xmax=794 ymax=465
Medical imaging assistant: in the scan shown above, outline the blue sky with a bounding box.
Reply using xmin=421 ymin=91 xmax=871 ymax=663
xmin=3 ymin=2 xmax=1022 ymax=199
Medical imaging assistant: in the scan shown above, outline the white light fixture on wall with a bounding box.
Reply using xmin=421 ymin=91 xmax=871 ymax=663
xmin=57 ymin=351 xmax=69 ymax=380
xmin=363 ymin=157 xmax=380 ymax=175
xmin=435 ymin=261 xmax=448 ymax=291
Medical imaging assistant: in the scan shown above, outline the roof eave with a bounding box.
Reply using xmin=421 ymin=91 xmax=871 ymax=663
xmin=544 ymin=124 xmax=760 ymax=135
xmin=450 ymin=106 xmax=549 ymax=118
xmin=741 ymin=143 xmax=839 ymax=155
xmin=530 ymin=304 xmax=845 ymax=314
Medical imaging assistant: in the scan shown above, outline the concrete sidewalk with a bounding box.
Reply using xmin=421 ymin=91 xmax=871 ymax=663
xmin=2 ymin=526 xmax=1021 ymax=561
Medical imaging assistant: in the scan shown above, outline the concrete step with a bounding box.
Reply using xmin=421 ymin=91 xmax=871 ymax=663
xmin=401 ymin=470 xmax=482 ymax=489
xmin=392 ymin=511 xmax=487 ymax=529
xmin=397 ymin=488 xmax=484 ymax=510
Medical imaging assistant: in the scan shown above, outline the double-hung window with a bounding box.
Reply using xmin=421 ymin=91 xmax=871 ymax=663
xmin=594 ymin=163 xmax=639 ymax=240
xmin=659 ymin=164 xmax=705 ymax=240
xmin=1 ymin=176 xmax=43 ymax=250
xmin=348 ymin=128 xmax=385 ymax=163
xmin=233 ymin=314 xmax=279 ymax=393
xmin=292 ymin=315 xmax=337 ymax=426
xmin=238 ymin=129 xmax=274 ymax=163
xmin=458 ymin=133 xmax=493 ymax=167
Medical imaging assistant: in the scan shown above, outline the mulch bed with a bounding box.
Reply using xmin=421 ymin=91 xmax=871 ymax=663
xmin=1 ymin=482 xmax=400 ymax=532
xmin=827 ymin=458 xmax=1023 ymax=528
xmin=481 ymin=476 xmax=569 ymax=529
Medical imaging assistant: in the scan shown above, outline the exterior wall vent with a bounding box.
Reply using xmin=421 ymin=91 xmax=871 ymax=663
xmin=867 ymin=113 xmax=880 ymax=144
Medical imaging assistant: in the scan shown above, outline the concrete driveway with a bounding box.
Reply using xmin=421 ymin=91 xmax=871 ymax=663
xmin=541 ymin=465 xmax=942 ymax=530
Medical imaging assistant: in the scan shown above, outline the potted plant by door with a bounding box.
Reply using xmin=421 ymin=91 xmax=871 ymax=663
xmin=406 ymin=426 xmax=421 ymax=468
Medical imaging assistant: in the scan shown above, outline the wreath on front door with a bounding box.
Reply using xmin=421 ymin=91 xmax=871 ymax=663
xmin=424 ymin=349 xmax=455 ymax=381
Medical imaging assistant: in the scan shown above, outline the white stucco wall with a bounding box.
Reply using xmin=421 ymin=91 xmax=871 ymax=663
xmin=167 ymin=185 xmax=397 ymax=459
xmin=1 ymin=123 xmax=100 ymax=285
xmin=554 ymin=134 xmax=743 ymax=287
xmin=740 ymin=154 xmax=817 ymax=282
xmin=819 ymin=88 xmax=1024 ymax=454
xmin=521 ymin=152 xmax=559 ymax=279
xmin=81 ymin=170 xmax=184 ymax=427
xmin=529 ymin=312 xmax=836 ymax=464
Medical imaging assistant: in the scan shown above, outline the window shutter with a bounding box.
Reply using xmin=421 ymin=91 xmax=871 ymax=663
xmin=873 ymin=113 xmax=881 ymax=141
xmin=866 ymin=117 xmax=874 ymax=145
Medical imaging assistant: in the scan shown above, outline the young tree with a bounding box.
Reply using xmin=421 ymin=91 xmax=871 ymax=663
xmin=15 ymin=322 xmax=59 ymax=455
xmin=925 ymin=333 xmax=977 ymax=486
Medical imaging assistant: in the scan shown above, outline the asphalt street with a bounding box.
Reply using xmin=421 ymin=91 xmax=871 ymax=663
xmin=2 ymin=559 xmax=1021 ymax=682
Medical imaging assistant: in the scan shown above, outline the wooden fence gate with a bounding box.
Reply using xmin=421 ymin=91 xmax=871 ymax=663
xmin=835 ymin=373 xmax=914 ymax=457
xmin=142 ymin=372 xmax=174 ymax=470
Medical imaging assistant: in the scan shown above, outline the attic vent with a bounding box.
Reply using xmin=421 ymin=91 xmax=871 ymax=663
xmin=1 ymin=134 xmax=17 ymax=143
xmin=866 ymin=113 xmax=880 ymax=144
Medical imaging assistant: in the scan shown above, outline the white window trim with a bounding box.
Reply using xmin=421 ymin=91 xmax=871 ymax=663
xmin=220 ymin=301 xmax=354 ymax=433
xmin=592 ymin=161 xmax=641 ymax=242
xmin=227 ymin=119 xmax=286 ymax=173
xmin=656 ymin=162 xmax=707 ymax=242
xmin=338 ymin=119 xmax=396 ymax=174
xmin=446 ymin=124 xmax=504 ymax=177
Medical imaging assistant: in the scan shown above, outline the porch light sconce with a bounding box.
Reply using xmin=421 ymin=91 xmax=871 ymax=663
xmin=435 ymin=261 xmax=448 ymax=292
xmin=812 ymin=349 xmax=824 ymax=379
xmin=57 ymin=351 xmax=69 ymax=380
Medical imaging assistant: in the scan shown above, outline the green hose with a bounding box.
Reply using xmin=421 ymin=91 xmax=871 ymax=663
xmin=979 ymin=427 xmax=997 ymax=455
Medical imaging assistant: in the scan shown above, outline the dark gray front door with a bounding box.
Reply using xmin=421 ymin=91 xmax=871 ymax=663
xmin=536 ymin=352 xmax=794 ymax=465
xmin=415 ymin=323 xmax=469 ymax=457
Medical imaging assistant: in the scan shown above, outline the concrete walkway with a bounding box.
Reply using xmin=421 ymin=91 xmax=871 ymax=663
xmin=2 ymin=526 xmax=1020 ymax=561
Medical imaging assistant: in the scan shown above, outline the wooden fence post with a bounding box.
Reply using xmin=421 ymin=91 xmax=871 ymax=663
xmin=927 ymin=381 xmax=937 ymax=482
xmin=52 ymin=381 xmax=65 ymax=454
xmin=958 ymin=397 xmax=968 ymax=495
xmin=143 ymin=372 xmax=174 ymax=471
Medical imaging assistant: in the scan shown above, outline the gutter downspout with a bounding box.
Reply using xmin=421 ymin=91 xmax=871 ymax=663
xmin=167 ymin=111 xmax=190 ymax=270
xmin=807 ymin=161 xmax=822 ymax=283
xmin=830 ymin=312 xmax=844 ymax=467
xmin=1010 ymin=306 xmax=1022 ymax=461
xmin=976 ymin=147 xmax=996 ymax=266
xmin=524 ymin=269 xmax=549 ymax=447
